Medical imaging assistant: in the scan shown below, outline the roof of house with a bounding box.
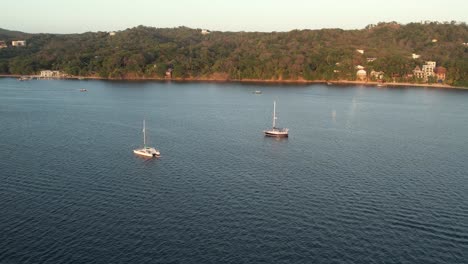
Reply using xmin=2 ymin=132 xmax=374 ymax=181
xmin=434 ymin=66 xmax=447 ymax=74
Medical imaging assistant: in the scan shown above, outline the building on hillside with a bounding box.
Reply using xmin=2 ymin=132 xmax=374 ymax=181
xmin=109 ymin=32 xmax=116 ymax=36
xmin=412 ymin=53 xmax=421 ymax=59
xmin=0 ymin=41 xmax=7 ymax=49
xmin=12 ymin=40 xmax=26 ymax=46
xmin=355 ymin=65 xmax=365 ymax=70
xmin=432 ymin=39 xmax=438 ymax=43
xmin=40 ymin=70 xmax=62 ymax=78
xmin=422 ymin=61 xmax=436 ymax=76
xmin=356 ymin=69 xmax=367 ymax=80
xmin=356 ymin=49 xmax=364 ymax=54
xmin=201 ymin=29 xmax=211 ymax=35
xmin=413 ymin=66 xmax=424 ymax=79
xmin=434 ymin=66 xmax=447 ymax=82
xmin=366 ymin=57 xmax=377 ymax=62
xmin=413 ymin=61 xmax=439 ymax=81
xmin=370 ymin=70 xmax=384 ymax=80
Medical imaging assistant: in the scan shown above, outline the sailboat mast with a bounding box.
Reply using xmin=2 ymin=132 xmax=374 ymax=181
xmin=273 ymin=101 xmax=276 ymax=128
xmin=143 ymin=119 xmax=146 ymax=147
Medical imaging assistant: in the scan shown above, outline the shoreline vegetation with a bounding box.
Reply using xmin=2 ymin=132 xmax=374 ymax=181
xmin=1 ymin=74 xmax=464 ymax=89
xmin=1 ymin=22 xmax=467 ymax=87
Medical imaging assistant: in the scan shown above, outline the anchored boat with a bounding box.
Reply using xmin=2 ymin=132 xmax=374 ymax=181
xmin=133 ymin=120 xmax=161 ymax=158
xmin=264 ymin=101 xmax=289 ymax=137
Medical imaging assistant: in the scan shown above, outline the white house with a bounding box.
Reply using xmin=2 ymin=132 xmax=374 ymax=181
xmin=12 ymin=40 xmax=26 ymax=46
xmin=412 ymin=53 xmax=421 ymax=59
xmin=201 ymin=29 xmax=211 ymax=35
xmin=422 ymin=61 xmax=436 ymax=76
xmin=356 ymin=49 xmax=364 ymax=54
xmin=357 ymin=69 xmax=367 ymax=80
xmin=109 ymin=32 xmax=116 ymax=36
xmin=40 ymin=70 xmax=62 ymax=78
xmin=370 ymin=70 xmax=384 ymax=80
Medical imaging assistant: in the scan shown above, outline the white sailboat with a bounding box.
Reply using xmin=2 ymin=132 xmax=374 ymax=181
xmin=264 ymin=101 xmax=289 ymax=137
xmin=133 ymin=120 xmax=161 ymax=158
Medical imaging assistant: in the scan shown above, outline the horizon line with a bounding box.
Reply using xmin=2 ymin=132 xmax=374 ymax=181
xmin=2 ymin=20 xmax=466 ymax=35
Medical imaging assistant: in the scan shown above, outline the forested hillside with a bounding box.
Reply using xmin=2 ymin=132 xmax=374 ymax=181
xmin=0 ymin=22 xmax=467 ymax=86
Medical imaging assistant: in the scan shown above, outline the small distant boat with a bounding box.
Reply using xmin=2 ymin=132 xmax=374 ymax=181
xmin=377 ymin=83 xmax=386 ymax=87
xmin=327 ymin=82 xmax=333 ymax=85
xmin=18 ymin=76 xmax=31 ymax=81
xmin=133 ymin=120 xmax=161 ymax=158
xmin=253 ymin=90 xmax=262 ymax=94
xmin=79 ymin=89 xmax=87 ymax=92
xmin=264 ymin=101 xmax=289 ymax=137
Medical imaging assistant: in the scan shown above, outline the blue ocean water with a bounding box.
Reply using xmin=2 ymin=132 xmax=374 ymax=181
xmin=0 ymin=78 xmax=467 ymax=263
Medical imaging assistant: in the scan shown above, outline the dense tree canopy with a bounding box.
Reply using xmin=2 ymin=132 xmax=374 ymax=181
xmin=0 ymin=22 xmax=467 ymax=86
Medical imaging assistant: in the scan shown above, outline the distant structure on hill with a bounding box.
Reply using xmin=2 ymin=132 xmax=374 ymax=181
xmin=0 ymin=41 xmax=7 ymax=49
xmin=12 ymin=40 xmax=26 ymax=47
xmin=109 ymin=32 xmax=116 ymax=36
xmin=201 ymin=29 xmax=211 ymax=35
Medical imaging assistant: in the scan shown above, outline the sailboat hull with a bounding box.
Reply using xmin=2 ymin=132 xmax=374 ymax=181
xmin=264 ymin=130 xmax=289 ymax=137
xmin=133 ymin=147 xmax=160 ymax=158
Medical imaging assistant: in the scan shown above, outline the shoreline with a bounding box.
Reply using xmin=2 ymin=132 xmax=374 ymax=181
xmin=1 ymin=74 xmax=465 ymax=90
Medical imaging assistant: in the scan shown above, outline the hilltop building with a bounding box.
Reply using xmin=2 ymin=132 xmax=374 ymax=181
xmin=109 ymin=32 xmax=116 ymax=36
xmin=201 ymin=29 xmax=211 ymax=35
xmin=12 ymin=40 xmax=26 ymax=46
xmin=0 ymin=41 xmax=7 ymax=49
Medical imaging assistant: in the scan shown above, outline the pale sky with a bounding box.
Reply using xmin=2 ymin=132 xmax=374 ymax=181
xmin=1 ymin=0 xmax=467 ymax=33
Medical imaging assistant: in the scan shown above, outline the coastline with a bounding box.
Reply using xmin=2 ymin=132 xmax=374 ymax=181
xmin=1 ymin=74 xmax=465 ymax=90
